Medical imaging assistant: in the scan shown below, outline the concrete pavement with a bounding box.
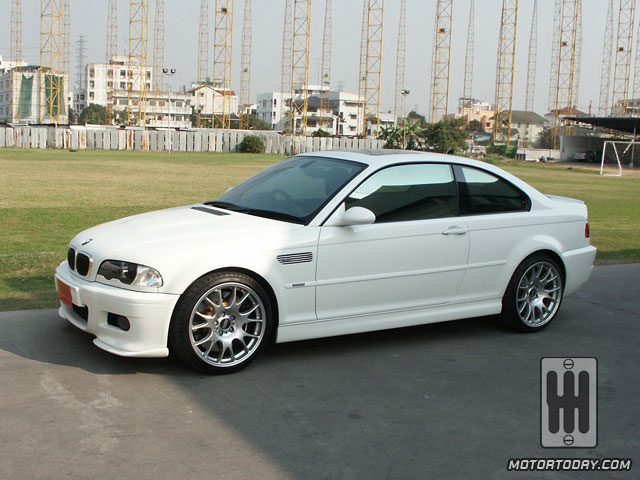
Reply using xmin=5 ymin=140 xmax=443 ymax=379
xmin=0 ymin=264 xmax=638 ymax=479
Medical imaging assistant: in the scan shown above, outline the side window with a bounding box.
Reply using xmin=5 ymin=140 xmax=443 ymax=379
xmin=346 ymin=164 xmax=456 ymax=223
xmin=455 ymin=166 xmax=530 ymax=215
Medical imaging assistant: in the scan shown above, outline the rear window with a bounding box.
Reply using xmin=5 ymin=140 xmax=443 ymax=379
xmin=454 ymin=166 xmax=530 ymax=215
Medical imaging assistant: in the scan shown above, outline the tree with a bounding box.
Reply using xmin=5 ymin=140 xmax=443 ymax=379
xmin=467 ymin=119 xmax=484 ymax=133
xmin=423 ymin=117 xmax=468 ymax=153
xmin=402 ymin=120 xmax=424 ymax=150
xmin=311 ymin=128 xmax=331 ymax=137
xmin=238 ymin=135 xmax=265 ymax=153
xmin=377 ymin=125 xmax=402 ymax=149
xmin=246 ymin=114 xmax=272 ymax=130
xmin=535 ymin=127 xmax=569 ymax=149
xmin=79 ymin=104 xmax=107 ymax=125
xmin=406 ymin=110 xmax=428 ymax=129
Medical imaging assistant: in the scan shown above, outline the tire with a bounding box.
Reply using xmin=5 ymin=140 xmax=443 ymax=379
xmin=169 ymin=271 xmax=274 ymax=374
xmin=501 ymin=254 xmax=564 ymax=332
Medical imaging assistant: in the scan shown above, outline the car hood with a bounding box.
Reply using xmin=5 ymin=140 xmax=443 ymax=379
xmin=69 ymin=205 xmax=307 ymax=283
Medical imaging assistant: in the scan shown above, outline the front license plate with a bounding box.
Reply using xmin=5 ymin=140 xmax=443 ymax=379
xmin=57 ymin=279 xmax=73 ymax=308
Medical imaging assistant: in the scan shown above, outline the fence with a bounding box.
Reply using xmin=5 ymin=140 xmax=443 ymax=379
xmin=0 ymin=125 xmax=384 ymax=155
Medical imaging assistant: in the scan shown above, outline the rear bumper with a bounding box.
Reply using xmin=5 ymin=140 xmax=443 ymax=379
xmin=54 ymin=263 xmax=180 ymax=357
xmin=561 ymin=245 xmax=597 ymax=297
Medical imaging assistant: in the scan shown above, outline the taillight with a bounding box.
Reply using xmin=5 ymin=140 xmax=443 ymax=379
xmin=585 ymin=222 xmax=590 ymax=238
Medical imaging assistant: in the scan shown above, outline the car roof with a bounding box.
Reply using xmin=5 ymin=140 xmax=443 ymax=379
xmin=299 ymin=150 xmax=550 ymax=206
xmin=301 ymin=149 xmax=495 ymax=170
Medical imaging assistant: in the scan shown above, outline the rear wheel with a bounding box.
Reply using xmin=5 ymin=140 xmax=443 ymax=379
xmin=501 ymin=254 xmax=564 ymax=332
xmin=169 ymin=272 xmax=273 ymax=374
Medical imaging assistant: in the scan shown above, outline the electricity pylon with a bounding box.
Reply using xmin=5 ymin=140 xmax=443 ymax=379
xmin=289 ymin=0 xmax=311 ymax=135
xmin=62 ymin=0 xmax=70 ymax=83
xmin=550 ymin=0 xmax=580 ymax=147
xmin=106 ymin=0 xmax=118 ymax=124
xmin=11 ymin=0 xmax=22 ymax=62
xmin=280 ymin=0 xmax=293 ymax=130
xmin=430 ymin=0 xmax=452 ymax=124
xmin=598 ymin=0 xmax=614 ymax=116
xmin=462 ymin=0 xmax=474 ymax=116
xmin=239 ymin=0 xmax=252 ymax=130
xmin=320 ymin=0 xmax=332 ymax=130
xmin=394 ymin=0 xmax=406 ymax=126
xmin=611 ymin=0 xmax=636 ymax=115
xmin=523 ymin=0 xmax=537 ymax=147
xmin=127 ymin=0 xmax=150 ymax=127
xmin=107 ymin=0 xmax=118 ymax=61
xmin=547 ymin=0 xmax=561 ymax=114
xmin=492 ymin=0 xmax=518 ymax=142
xmin=212 ymin=0 xmax=234 ymax=129
xmin=196 ymin=0 xmax=209 ymax=128
xmin=40 ymin=0 xmax=64 ymax=124
xmin=360 ymin=0 xmax=385 ymax=136
xmin=357 ymin=0 xmax=368 ymax=135
xmin=153 ymin=0 xmax=165 ymax=91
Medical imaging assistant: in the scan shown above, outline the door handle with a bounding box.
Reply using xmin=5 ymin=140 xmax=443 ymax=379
xmin=442 ymin=226 xmax=468 ymax=235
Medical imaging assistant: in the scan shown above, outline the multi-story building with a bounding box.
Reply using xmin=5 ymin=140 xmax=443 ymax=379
xmin=108 ymin=89 xmax=191 ymax=128
xmin=0 ymin=55 xmax=27 ymax=74
xmin=256 ymin=91 xmax=290 ymax=130
xmin=455 ymin=97 xmax=496 ymax=131
xmin=186 ymin=83 xmax=239 ymax=126
xmin=257 ymin=87 xmax=367 ymax=136
xmin=507 ymin=110 xmax=547 ymax=146
xmin=72 ymin=86 xmax=87 ymax=114
xmin=0 ymin=63 xmax=69 ymax=124
xmin=331 ymin=91 xmax=363 ymax=136
xmin=85 ymin=55 xmax=152 ymax=108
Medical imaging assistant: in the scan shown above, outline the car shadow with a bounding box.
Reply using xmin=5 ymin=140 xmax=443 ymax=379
xmin=0 ymin=308 xmax=509 ymax=376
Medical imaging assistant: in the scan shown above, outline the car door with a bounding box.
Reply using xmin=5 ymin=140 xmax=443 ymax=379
xmin=452 ymin=165 xmax=534 ymax=303
xmin=315 ymin=163 xmax=470 ymax=321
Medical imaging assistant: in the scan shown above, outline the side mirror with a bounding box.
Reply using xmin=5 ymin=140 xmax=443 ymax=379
xmin=328 ymin=206 xmax=376 ymax=226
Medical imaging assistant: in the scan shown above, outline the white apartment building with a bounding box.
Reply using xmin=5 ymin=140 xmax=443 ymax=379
xmin=112 ymin=89 xmax=192 ymax=128
xmin=331 ymin=91 xmax=363 ymax=136
xmin=186 ymin=83 xmax=239 ymax=126
xmin=256 ymin=91 xmax=291 ymax=130
xmin=72 ymin=86 xmax=87 ymax=113
xmin=0 ymin=55 xmax=27 ymax=74
xmin=257 ymin=87 xmax=366 ymax=136
xmin=85 ymin=55 xmax=152 ymax=107
xmin=0 ymin=64 xmax=69 ymax=124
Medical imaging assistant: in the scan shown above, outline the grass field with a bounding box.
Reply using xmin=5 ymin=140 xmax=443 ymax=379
xmin=1 ymin=148 xmax=638 ymax=312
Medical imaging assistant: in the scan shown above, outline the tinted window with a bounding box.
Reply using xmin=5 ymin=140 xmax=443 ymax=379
xmin=455 ymin=166 xmax=530 ymax=215
xmin=346 ymin=164 xmax=456 ymax=223
xmin=217 ymin=156 xmax=366 ymax=224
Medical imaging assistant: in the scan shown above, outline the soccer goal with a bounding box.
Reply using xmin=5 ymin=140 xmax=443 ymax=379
xmin=599 ymin=140 xmax=637 ymax=176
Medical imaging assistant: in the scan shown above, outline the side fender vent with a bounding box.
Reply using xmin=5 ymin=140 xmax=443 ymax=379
xmin=277 ymin=252 xmax=313 ymax=265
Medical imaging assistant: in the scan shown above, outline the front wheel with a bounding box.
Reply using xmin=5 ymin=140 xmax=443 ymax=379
xmin=501 ymin=254 xmax=564 ymax=332
xmin=169 ymin=272 xmax=273 ymax=374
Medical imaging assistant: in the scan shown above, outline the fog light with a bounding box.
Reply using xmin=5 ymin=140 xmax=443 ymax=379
xmin=107 ymin=313 xmax=131 ymax=331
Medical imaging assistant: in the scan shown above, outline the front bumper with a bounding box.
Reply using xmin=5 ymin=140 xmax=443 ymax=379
xmin=54 ymin=263 xmax=180 ymax=357
xmin=561 ymin=245 xmax=597 ymax=297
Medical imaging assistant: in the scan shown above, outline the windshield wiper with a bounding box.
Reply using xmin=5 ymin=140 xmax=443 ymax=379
xmin=233 ymin=208 xmax=305 ymax=225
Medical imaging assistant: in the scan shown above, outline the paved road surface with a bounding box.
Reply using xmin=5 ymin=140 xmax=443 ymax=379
xmin=1 ymin=264 xmax=638 ymax=479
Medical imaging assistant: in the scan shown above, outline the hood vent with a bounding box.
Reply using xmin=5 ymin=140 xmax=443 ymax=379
xmin=277 ymin=252 xmax=313 ymax=265
xmin=191 ymin=206 xmax=230 ymax=216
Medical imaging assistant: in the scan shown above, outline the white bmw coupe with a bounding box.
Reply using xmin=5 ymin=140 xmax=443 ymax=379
xmin=55 ymin=151 xmax=596 ymax=373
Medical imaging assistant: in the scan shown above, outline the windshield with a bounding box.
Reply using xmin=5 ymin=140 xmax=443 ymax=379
xmin=212 ymin=156 xmax=366 ymax=224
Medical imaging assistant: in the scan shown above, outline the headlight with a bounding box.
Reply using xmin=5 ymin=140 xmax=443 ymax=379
xmin=97 ymin=260 xmax=164 ymax=288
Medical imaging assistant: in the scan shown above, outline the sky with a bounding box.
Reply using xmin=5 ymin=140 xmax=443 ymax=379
xmin=0 ymin=0 xmax=611 ymax=117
